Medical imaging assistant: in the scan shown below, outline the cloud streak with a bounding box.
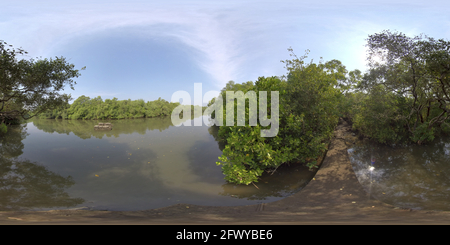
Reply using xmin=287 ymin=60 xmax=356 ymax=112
xmin=2 ymin=0 xmax=449 ymax=91
xmin=1 ymin=2 xmax=261 ymax=89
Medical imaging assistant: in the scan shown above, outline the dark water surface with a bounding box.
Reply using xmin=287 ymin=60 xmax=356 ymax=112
xmin=348 ymin=137 xmax=450 ymax=211
xmin=0 ymin=116 xmax=316 ymax=211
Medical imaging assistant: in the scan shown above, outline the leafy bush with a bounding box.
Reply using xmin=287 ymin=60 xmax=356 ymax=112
xmin=214 ymin=51 xmax=350 ymax=185
xmin=0 ymin=123 xmax=7 ymax=135
xmin=350 ymin=85 xmax=409 ymax=144
xmin=354 ymin=30 xmax=450 ymax=144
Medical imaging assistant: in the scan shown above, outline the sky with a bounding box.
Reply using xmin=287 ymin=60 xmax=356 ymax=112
xmin=1 ymin=0 xmax=449 ymax=105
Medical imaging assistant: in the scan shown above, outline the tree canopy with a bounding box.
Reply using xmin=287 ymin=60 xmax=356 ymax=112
xmin=0 ymin=40 xmax=85 ymax=124
xmin=214 ymin=49 xmax=358 ymax=185
xmin=353 ymin=30 xmax=450 ymax=144
xmin=38 ymin=95 xmax=202 ymax=120
xmin=213 ymin=31 xmax=450 ymax=185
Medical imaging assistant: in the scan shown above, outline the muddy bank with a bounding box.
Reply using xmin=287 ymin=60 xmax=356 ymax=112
xmin=2 ymin=118 xmax=450 ymax=224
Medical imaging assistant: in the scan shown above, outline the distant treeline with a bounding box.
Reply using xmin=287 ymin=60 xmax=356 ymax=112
xmin=38 ymin=95 xmax=205 ymax=120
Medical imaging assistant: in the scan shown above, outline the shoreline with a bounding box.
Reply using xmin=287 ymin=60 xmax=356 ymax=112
xmin=2 ymin=118 xmax=450 ymax=224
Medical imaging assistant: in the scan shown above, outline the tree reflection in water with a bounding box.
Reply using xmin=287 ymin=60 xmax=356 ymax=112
xmin=218 ymin=163 xmax=316 ymax=200
xmin=207 ymin=124 xmax=317 ymax=200
xmin=0 ymin=124 xmax=84 ymax=210
xmin=31 ymin=115 xmax=196 ymax=140
xmin=0 ymin=116 xmax=319 ymax=209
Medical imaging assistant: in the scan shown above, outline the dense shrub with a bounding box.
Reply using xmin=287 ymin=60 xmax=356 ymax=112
xmin=38 ymin=96 xmax=200 ymax=120
xmin=214 ymin=51 xmax=352 ymax=185
xmin=352 ymin=30 xmax=450 ymax=145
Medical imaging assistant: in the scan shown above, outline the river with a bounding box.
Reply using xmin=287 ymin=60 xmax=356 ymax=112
xmin=0 ymin=116 xmax=316 ymax=211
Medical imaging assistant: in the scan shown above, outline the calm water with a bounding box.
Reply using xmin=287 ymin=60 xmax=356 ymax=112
xmin=0 ymin=116 xmax=316 ymax=211
xmin=348 ymin=137 xmax=450 ymax=211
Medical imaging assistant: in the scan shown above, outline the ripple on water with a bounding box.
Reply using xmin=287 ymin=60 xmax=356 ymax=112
xmin=348 ymin=136 xmax=450 ymax=211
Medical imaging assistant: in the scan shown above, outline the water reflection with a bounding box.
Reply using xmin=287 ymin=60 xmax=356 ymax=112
xmin=348 ymin=138 xmax=450 ymax=210
xmin=219 ymin=163 xmax=316 ymax=200
xmin=31 ymin=116 xmax=187 ymax=139
xmin=206 ymin=125 xmax=316 ymax=200
xmin=0 ymin=124 xmax=84 ymax=210
xmin=207 ymin=125 xmax=226 ymax=151
xmin=0 ymin=116 xmax=317 ymax=211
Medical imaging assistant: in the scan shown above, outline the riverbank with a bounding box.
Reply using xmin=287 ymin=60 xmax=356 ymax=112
xmin=2 ymin=118 xmax=450 ymax=224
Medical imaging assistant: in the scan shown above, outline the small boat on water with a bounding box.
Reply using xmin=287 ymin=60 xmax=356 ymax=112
xmin=94 ymin=122 xmax=113 ymax=130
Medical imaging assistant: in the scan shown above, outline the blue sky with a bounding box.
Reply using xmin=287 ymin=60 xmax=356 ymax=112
xmin=1 ymin=0 xmax=449 ymax=105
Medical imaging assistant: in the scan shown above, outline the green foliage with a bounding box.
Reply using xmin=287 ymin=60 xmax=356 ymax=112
xmin=38 ymin=96 xmax=200 ymax=120
xmin=215 ymin=50 xmax=355 ymax=185
xmin=350 ymin=30 xmax=450 ymax=144
xmin=0 ymin=123 xmax=6 ymax=135
xmin=335 ymin=70 xmax=363 ymax=120
xmin=351 ymin=85 xmax=409 ymax=144
xmin=0 ymin=40 xmax=84 ymax=124
xmin=216 ymin=77 xmax=285 ymax=185
xmin=410 ymin=123 xmax=435 ymax=144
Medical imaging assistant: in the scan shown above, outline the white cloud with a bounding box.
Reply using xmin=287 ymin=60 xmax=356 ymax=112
xmin=2 ymin=0 xmax=449 ymax=91
xmin=0 ymin=2 xmax=253 ymax=89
